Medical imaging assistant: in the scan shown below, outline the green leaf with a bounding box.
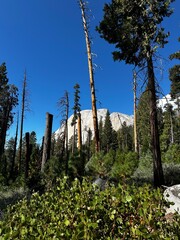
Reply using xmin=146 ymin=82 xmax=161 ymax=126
xmin=64 ymin=219 xmax=70 ymax=226
xmin=126 ymin=195 xmax=132 ymax=202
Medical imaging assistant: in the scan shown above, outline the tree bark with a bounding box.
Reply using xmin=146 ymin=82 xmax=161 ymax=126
xmin=25 ymin=132 xmax=30 ymax=180
xmin=41 ymin=112 xmax=53 ymax=172
xmin=77 ymin=113 xmax=82 ymax=151
xmin=79 ymin=0 xmax=100 ymax=152
xmin=9 ymin=114 xmax=19 ymax=180
xmin=133 ymin=71 xmax=138 ymax=154
xmin=19 ymin=72 xmax=26 ymax=173
xmin=147 ymin=55 xmax=164 ymax=187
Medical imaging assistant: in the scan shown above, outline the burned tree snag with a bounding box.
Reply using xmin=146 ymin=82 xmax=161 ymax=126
xmin=41 ymin=112 xmax=53 ymax=172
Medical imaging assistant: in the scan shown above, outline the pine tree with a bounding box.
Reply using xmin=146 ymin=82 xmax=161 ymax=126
xmin=102 ymin=110 xmax=116 ymax=153
xmin=96 ymin=0 xmax=174 ymax=186
xmin=57 ymin=91 xmax=69 ymax=175
xmin=169 ymin=37 xmax=180 ymax=98
xmin=71 ymin=84 xmax=81 ymax=154
xmin=0 ymin=63 xmax=18 ymax=163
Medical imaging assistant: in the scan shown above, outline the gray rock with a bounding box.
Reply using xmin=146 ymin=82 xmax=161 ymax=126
xmin=55 ymin=109 xmax=133 ymax=144
xmin=164 ymin=184 xmax=180 ymax=214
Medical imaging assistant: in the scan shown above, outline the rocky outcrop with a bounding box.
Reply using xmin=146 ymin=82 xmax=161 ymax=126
xmin=164 ymin=184 xmax=180 ymax=214
xmin=55 ymin=109 xmax=133 ymax=143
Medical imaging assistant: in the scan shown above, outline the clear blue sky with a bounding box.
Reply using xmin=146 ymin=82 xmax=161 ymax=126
xmin=0 ymin=0 xmax=179 ymax=143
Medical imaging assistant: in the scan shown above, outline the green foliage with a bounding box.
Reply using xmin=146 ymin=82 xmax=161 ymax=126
xmin=132 ymin=152 xmax=153 ymax=185
xmin=169 ymin=37 xmax=180 ymax=99
xmin=111 ymin=151 xmax=139 ymax=179
xmin=162 ymin=144 xmax=180 ymax=164
xmin=97 ymin=0 xmax=174 ymax=66
xmin=86 ymin=150 xmax=139 ymax=180
xmin=0 ymin=177 xmax=180 ymax=239
xmin=137 ymin=90 xmax=151 ymax=153
xmin=163 ymin=163 xmax=180 ymax=186
xmin=117 ymin=122 xmax=133 ymax=152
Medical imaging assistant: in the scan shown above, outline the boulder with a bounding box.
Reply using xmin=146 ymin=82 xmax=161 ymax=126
xmin=164 ymin=184 xmax=180 ymax=214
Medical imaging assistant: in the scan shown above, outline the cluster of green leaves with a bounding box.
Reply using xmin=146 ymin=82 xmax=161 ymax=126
xmin=1 ymin=177 xmax=180 ymax=239
xmin=86 ymin=150 xmax=138 ymax=180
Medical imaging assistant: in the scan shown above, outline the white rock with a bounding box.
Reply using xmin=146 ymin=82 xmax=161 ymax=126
xmin=164 ymin=184 xmax=180 ymax=214
xmin=157 ymin=94 xmax=179 ymax=111
xmin=55 ymin=109 xmax=134 ymax=143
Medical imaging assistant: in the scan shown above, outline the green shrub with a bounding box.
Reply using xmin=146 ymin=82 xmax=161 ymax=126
xmin=111 ymin=151 xmax=139 ymax=179
xmin=0 ymin=177 xmax=180 ymax=239
xmin=132 ymin=152 xmax=153 ymax=185
xmin=163 ymin=144 xmax=180 ymax=164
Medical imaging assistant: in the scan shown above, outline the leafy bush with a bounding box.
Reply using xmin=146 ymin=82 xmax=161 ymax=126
xmin=110 ymin=151 xmax=139 ymax=179
xmin=132 ymin=152 xmax=153 ymax=185
xmin=0 ymin=177 xmax=180 ymax=239
xmin=163 ymin=144 xmax=180 ymax=164
xmin=86 ymin=150 xmax=138 ymax=181
xmin=163 ymin=163 xmax=180 ymax=186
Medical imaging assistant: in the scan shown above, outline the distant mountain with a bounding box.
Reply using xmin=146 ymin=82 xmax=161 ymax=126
xmin=55 ymin=109 xmax=134 ymax=143
xmin=55 ymin=94 xmax=178 ymax=143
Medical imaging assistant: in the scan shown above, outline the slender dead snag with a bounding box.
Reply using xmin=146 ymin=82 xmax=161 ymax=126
xmin=57 ymin=91 xmax=69 ymax=175
xmin=133 ymin=71 xmax=138 ymax=154
xmin=10 ymin=112 xmax=19 ymax=180
xmin=41 ymin=112 xmax=53 ymax=172
xmin=25 ymin=132 xmax=30 ymax=180
xmin=79 ymin=0 xmax=100 ymax=152
xmin=19 ymin=71 xmax=26 ymax=173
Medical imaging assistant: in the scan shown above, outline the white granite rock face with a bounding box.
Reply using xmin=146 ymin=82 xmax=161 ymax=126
xmin=164 ymin=184 xmax=180 ymax=214
xmin=157 ymin=94 xmax=179 ymax=111
xmin=55 ymin=109 xmax=134 ymax=143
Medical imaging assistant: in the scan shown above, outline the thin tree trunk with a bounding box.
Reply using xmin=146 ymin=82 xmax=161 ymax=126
xmin=77 ymin=113 xmax=82 ymax=151
xmin=72 ymin=124 xmax=76 ymax=155
xmin=10 ymin=113 xmax=19 ymax=180
xmin=65 ymin=96 xmax=69 ymax=175
xmin=170 ymin=110 xmax=174 ymax=144
xmin=79 ymin=0 xmax=100 ymax=152
xmin=19 ymin=71 xmax=26 ymax=173
xmin=41 ymin=112 xmax=53 ymax=172
xmin=25 ymin=132 xmax=30 ymax=180
xmin=133 ymin=71 xmax=138 ymax=153
xmin=147 ymin=54 xmax=164 ymax=187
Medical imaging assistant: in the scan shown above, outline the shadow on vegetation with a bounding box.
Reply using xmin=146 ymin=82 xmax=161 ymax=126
xmin=0 ymin=187 xmax=26 ymax=211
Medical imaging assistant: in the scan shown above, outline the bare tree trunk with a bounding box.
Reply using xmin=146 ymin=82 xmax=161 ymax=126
xmin=41 ymin=112 xmax=53 ymax=172
xmin=10 ymin=113 xmax=19 ymax=180
xmin=65 ymin=94 xmax=69 ymax=175
xmin=170 ymin=110 xmax=174 ymax=144
xmin=72 ymin=124 xmax=76 ymax=155
xmin=19 ymin=71 xmax=26 ymax=173
xmin=77 ymin=113 xmax=82 ymax=151
xmin=25 ymin=132 xmax=30 ymax=180
xmin=147 ymin=54 xmax=164 ymax=187
xmin=133 ymin=71 xmax=138 ymax=154
xmin=79 ymin=0 xmax=100 ymax=152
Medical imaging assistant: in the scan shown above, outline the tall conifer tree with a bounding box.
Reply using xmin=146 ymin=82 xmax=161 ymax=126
xmin=97 ymin=0 xmax=174 ymax=186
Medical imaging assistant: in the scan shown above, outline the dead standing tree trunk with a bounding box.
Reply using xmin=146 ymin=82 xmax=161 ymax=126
xmin=25 ymin=132 xmax=30 ymax=180
xmin=133 ymin=71 xmax=138 ymax=154
xmin=79 ymin=0 xmax=100 ymax=152
xmin=19 ymin=71 xmax=26 ymax=173
xmin=9 ymin=113 xmax=19 ymax=180
xmin=41 ymin=112 xmax=53 ymax=172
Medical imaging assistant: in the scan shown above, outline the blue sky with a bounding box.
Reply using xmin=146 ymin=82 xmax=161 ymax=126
xmin=0 ymin=0 xmax=179 ymax=143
